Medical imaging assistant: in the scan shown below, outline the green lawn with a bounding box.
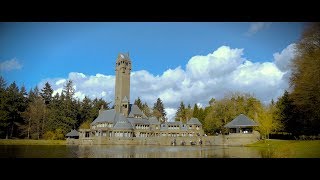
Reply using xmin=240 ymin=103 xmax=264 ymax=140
xmin=0 ymin=139 xmax=66 ymax=145
xmin=246 ymin=139 xmax=320 ymax=158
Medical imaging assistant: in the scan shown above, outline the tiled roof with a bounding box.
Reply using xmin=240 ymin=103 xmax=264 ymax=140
xmin=224 ymin=114 xmax=259 ymax=128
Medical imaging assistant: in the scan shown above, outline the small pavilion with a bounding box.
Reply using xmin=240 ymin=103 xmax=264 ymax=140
xmin=66 ymin=129 xmax=79 ymax=139
xmin=224 ymin=114 xmax=258 ymax=134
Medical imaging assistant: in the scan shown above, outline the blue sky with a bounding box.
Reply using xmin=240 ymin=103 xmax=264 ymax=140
xmin=0 ymin=22 xmax=305 ymax=120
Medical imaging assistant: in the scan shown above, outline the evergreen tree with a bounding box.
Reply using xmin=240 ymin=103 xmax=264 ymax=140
xmin=0 ymin=77 xmax=9 ymax=138
xmin=5 ymin=82 xmax=22 ymax=138
xmin=175 ymin=101 xmax=185 ymax=121
xmin=79 ymin=96 xmax=92 ymax=127
xmin=91 ymin=98 xmax=110 ymax=120
xmin=40 ymin=82 xmax=53 ymax=105
xmin=134 ymin=97 xmax=143 ymax=110
xmin=141 ymin=102 xmax=152 ymax=117
xmin=153 ymin=98 xmax=166 ymax=121
xmin=185 ymin=104 xmax=193 ymax=122
xmin=275 ymin=91 xmax=300 ymax=135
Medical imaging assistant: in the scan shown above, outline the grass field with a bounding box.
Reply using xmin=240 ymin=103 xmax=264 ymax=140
xmin=247 ymin=139 xmax=320 ymax=158
xmin=0 ymin=139 xmax=66 ymax=145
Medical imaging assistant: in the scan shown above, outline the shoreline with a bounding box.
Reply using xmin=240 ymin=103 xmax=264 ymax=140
xmin=0 ymin=139 xmax=66 ymax=145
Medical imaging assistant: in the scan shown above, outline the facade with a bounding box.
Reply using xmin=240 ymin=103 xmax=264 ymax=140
xmin=78 ymin=53 xmax=204 ymax=144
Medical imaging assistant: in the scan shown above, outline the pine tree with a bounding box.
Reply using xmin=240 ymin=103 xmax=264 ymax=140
xmin=175 ymin=101 xmax=185 ymax=121
xmin=193 ymin=103 xmax=199 ymax=119
xmin=134 ymin=97 xmax=143 ymax=110
xmin=0 ymin=77 xmax=9 ymax=138
xmin=153 ymin=98 xmax=166 ymax=121
xmin=141 ymin=102 xmax=152 ymax=117
xmin=40 ymin=82 xmax=53 ymax=105
xmin=6 ymin=82 xmax=22 ymax=138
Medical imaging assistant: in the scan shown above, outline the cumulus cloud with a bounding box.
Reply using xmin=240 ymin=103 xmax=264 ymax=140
xmin=0 ymin=58 xmax=23 ymax=72
xmin=273 ymin=43 xmax=297 ymax=72
xmin=39 ymin=44 xmax=296 ymax=121
xmin=246 ymin=22 xmax=272 ymax=36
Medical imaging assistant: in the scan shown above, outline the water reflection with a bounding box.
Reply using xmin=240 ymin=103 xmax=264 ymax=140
xmin=0 ymin=145 xmax=266 ymax=158
xmin=71 ymin=145 xmax=264 ymax=158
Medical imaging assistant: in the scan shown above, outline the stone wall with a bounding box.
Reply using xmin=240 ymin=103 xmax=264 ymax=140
xmin=71 ymin=131 xmax=260 ymax=146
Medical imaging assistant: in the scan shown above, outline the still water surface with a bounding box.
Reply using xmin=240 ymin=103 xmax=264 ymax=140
xmin=0 ymin=145 xmax=272 ymax=158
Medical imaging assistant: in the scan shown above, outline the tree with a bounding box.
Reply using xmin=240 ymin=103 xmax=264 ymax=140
xmin=0 ymin=77 xmax=9 ymax=138
xmin=91 ymin=98 xmax=110 ymax=120
xmin=257 ymin=105 xmax=282 ymax=140
xmin=193 ymin=103 xmax=199 ymax=119
xmin=175 ymin=101 xmax=185 ymax=122
xmin=63 ymin=80 xmax=75 ymax=100
xmin=153 ymin=98 xmax=166 ymax=121
xmin=79 ymin=96 xmax=92 ymax=127
xmin=5 ymin=81 xmax=24 ymax=139
xmin=185 ymin=104 xmax=193 ymax=122
xmin=40 ymin=82 xmax=53 ymax=105
xmin=274 ymin=91 xmax=300 ymax=135
xmin=290 ymin=22 xmax=320 ymax=135
xmin=141 ymin=102 xmax=152 ymax=117
xmin=209 ymin=98 xmax=216 ymax=106
xmin=21 ymin=97 xmax=47 ymax=139
xmin=28 ymin=86 xmax=40 ymax=103
xmin=134 ymin=97 xmax=143 ymax=110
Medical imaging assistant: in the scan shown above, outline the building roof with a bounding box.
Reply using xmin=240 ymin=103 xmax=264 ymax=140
xmin=118 ymin=53 xmax=131 ymax=61
xmin=91 ymin=109 xmax=117 ymax=125
xmin=149 ymin=117 xmax=160 ymax=125
xmin=127 ymin=118 xmax=150 ymax=125
xmin=224 ymin=114 xmax=259 ymax=128
xmin=166 ymin=121 xmax=183 ymax=126
xmin=122 ymin=96 xmax=129 ymax=102
xmin=113 ymin=114 xmax=133 ymax=130
xmin=128 ymin=104 xmax=147 ymax=118
xmin=66 ymin=129 xmax=79 ymax=137
xmin=187 ymin=118 xmax=202 ymax=125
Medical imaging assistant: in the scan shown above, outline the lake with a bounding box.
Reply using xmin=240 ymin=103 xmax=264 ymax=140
xmin=0 ymin=145 xmax=273 ymax=158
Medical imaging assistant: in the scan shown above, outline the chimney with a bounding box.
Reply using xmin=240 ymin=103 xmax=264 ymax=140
xmin=99 ymin=105 xmax=104 ymax=115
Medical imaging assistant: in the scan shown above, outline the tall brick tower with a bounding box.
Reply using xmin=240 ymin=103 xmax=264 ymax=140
xmin=114 ymin=52 xmax=131 ymax=116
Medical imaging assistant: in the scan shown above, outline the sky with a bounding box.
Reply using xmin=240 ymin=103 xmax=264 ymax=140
xmin=0 ymin=22 xmax=305 ymax=121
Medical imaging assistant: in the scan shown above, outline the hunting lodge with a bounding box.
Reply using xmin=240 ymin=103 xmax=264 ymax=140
xmin=78 ymin=53 xmax=204 ymax=141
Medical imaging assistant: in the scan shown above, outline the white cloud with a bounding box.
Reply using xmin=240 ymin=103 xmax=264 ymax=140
xmin=40 ymin=44 xmax=296 ymax=121
xmin=165 ymin=108 xmax=177 ymax=122
xmin=246 ymin=22 xmax=272 ymax=36
xmin=273 ymin=43 xmax=297 ymax=72
xmin=55 ymin=79 xmax=66 ymax=86
xmin=0 ymin=58 xmax=23 ymax=72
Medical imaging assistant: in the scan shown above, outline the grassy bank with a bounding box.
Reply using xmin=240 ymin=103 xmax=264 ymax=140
xmin=246 ymin=139 xmax=320 ymax=158
xmin=0 ymin=139 xmax=66 ymax=145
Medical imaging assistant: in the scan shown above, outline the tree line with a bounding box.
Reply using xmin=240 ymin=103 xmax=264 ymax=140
xmin=0 ymin=78 xmax=169 ymax=140
xmin=0 ymin=79 xmax=109 ymax=139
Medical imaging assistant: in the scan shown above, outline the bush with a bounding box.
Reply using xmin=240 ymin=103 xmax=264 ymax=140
xmin=55 ymin=128 xmax=65 ymax=140
xmin=43 ymin=131 xmax=56 ymax=140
